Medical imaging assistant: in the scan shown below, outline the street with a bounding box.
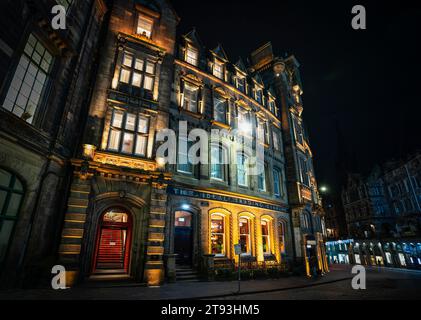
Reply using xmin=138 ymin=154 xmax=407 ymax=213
xmin=0 ymin=264 xmax=421 ymax=300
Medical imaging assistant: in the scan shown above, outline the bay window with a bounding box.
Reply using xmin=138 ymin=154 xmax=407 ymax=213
xmin=239 ymin=217 xmax=251 ymax=255
xmin=118 ymin=52 xmax=156 ymax=94
xmin=137 ymin=14 xmax=153 ymax=38
xmin=3 ymin=34 xmax=53 ymax=124
xmin=210 ymin=214 xmax=225 ymax=256
xmin=107 ymin=108 xmax=150 ymax=157
xmin=213 ymin=94 xmax=227 ymax=124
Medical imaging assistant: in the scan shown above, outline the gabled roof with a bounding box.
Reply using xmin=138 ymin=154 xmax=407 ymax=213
xmin=211 ymin=43 xmax=229 ymax=62
xmin=234 ymin=57 xmax=248 ymax=74
xmin=183 ymin=28 xmax=204 ymax=49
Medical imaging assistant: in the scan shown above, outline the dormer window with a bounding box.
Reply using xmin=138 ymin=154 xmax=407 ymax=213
xmin=186 ymin=46 xmax=198 ymax=66
xmin=236 ymin=77 xmax=245 ymax=93
xmin=213 ymin=60 xmax=224 ymax=80
xmin=137 ymin=14 xmax=153 ymax=38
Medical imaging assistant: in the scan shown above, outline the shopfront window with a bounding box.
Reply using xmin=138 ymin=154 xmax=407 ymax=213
xmin=239 ymin=217 xmax=251 ymax=255
xmin=279 ymin=221 xmax=286 ymax=254
xmin=261 ymin=219 xmax=271 ymax=255
xmin=210 ymin=214 xmax=225 ymax=256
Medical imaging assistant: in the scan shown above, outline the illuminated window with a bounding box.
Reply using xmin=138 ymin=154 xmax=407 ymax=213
xmin=210 ymin=144 xmax=227 ymax=181
xmin=182 ymin=82 xmax=199 ymax=113
xmin=211 ymin=214 xmax=225 ymax=256
xmin=279 ymin=221 xmax=286 ymax=254
xmin=213 ymin=94 xmax=227 ymax=124
xmin=107 ymin=109 xmax=150 ymax=157
xmin=257 ymin=119 xmax=269 ymax=144
xmin=213 ymin=60 xmax=224 ymax=79
xmin=118 ymin=52 xmax=155 ymax=93
xmin=0 ymin=169 xmax=24 ymax=265
xmin=236 ymin=77 xmax=245 ymax=93
xmin=103 ymin=211 xmax=128 ymax=223
xmin=237 ymin=153 xmax=249 ymax=187
xmin=261 ymin=219 xmax=271 ymax=255
xmin=237 ymin=108 xmax=251 ymax=134
xmin=2 ymin=34 xmax=53 ymax=124
xmin=239 ymin=217 xmax=251 ymax=255
xmin=186 ymin=46 xmax=198 ymax=66
xmin=175 ymin=211 xmax=192 ymax=227
xmin=137 ymin=14 xmax=153 ymax=38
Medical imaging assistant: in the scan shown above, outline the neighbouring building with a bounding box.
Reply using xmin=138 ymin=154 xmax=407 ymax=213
xmin=0 ymin=0 xmax=328 ymax=287
xmin=0 ymin=0 xmax=107 ymax=287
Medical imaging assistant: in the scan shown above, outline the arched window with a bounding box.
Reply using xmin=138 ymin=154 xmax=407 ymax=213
xmin=0 ymin=169 xmax=24 ymax=264
xmin=239 ymin=216 xmax=251 ymax=255
xmin=261 ymin=218 xmax=272 ymax=255
xmin=279 ymin=221 xmax=286 ymax=254
xmin=210 ymin=214 xmax=225 ymax=256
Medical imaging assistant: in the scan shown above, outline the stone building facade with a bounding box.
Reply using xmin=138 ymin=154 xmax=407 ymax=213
xmin=0 ymin=0 xmax=328 ymax=287
xmin=0 ymin=0 xmax=107 ymax=287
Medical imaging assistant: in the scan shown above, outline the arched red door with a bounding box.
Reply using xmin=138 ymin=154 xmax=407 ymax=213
xmin=92 ymin=208 xmax=132 ymax=273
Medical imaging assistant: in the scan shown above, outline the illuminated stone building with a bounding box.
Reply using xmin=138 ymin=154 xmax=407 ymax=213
xmin=0 ymin=0 xmax=107 ymax=287
xmin=0 ymin=0 xmax=328 ymax=287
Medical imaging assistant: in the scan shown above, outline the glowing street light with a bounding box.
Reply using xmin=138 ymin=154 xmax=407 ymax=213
xmin=320 ymin=186 xmax=328 ymax=193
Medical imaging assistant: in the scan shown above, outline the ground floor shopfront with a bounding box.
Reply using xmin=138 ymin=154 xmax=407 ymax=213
xmin=326 ymin=239 xmax=421 ymax=270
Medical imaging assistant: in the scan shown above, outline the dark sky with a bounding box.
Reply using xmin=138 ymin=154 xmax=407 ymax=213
xmin=171 ymin=0 xmax=421 ymax=195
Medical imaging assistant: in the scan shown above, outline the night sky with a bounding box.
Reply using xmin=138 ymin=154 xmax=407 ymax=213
xmin=171 ymin=0 xmax=421 ymax=195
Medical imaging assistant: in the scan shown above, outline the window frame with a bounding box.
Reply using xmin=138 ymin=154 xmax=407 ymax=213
xmin=136 ymin=13 xmax=154 ymax=38
xmin=239 ymin=216 xmax=252 ymax=255
xmin=237 ymin=153 xmax=249 ymax=187
xmin=181 ymin=81 xmax=200 ymax=113
xmin=213 ymin=93 xmax=228 ymax=124
xmin=210 ymin=143 xmax=228 ymax=182
xmin=261 ymin=218 xmax=272 ymax=255
xmin=213 ymin=59 xmax=224 ymax=80
xmin=210 ymin=213 xmax=226 ymax=257
xmin=185 ymin=45 xmax=199 ymax=66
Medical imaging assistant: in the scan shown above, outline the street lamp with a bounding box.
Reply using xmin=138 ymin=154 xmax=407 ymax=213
xmin=320 ymin=185 xmax=328 ymax=193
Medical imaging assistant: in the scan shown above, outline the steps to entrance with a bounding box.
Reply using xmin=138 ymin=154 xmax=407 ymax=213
xmin=176 ymin=266 xmax=201 ymax=282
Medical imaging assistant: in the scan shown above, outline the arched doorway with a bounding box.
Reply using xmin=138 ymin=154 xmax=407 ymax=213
xmin=174 ymin=210 xmax=193 ymax=265
xmin=92 ymin=208 xmax=132 ymax=274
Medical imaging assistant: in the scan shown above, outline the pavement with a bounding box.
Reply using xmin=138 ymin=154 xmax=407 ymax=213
xmin=0 ymin=264 xmax=420 ymax=300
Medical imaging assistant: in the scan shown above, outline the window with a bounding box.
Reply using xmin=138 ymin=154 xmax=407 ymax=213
xmin=293 ymin=117 xmax=304 ymax=145
xmin=3 ymin=34 xmax=53 ymax=124
xmin=236 ymin=77 xmax=245 ymax=93
xmin=211 ymin=214 xmax=225 ymax=256
xmin=213 ymin=94 xmax=227 ymax=124
xmin=237 ymin=153 xmax=249 ymax=187
xmin=182 ymin=82 xmax=199 ymax=113
xmin=213 ymin=60 xmax=224 ymax=79
xmin=107 ymin=109 xmax=150 ymax=157
xmin=261 ymin=219 xmax=271 ymax=255
xmin=299 ymin=157 xmax=310 ymax=186
xmin=273 ymin=168 xmax=282 ymax=197
xmin=257 ymin=120 xmax=269 ymax=144
xmin=118 ymin=52 xmax=155 ymax=93
xmin=186 ymin=46 xmax=198 ymax=66
xmin=272 ymin=129 xmax=281 ymax=151
xmin=255 ymin=89 xmax=263 ymax=104
xmin=177 ymin=136 xmax=193 ymax=174
xmin=237 ymin=108 xmax=251 ymax=135
xmin=210 ymin=144 xmax=227 ymax=181
xmin=137 ymin=14 xmax=153 ymax=38
xmin=279 ymin=221 xmax=286 ymax=254
xmin=0 ymin=169 xmax=24 ymax=265
xmin=239 ymin=217 xmax=251 ymax=255
xmin=269 ymin=99 xmax=276 ymax=114
xmin=257 ymin=162 xmax=266 ymax=192
xmin=175 ymin=211 xmax=192 ymax=227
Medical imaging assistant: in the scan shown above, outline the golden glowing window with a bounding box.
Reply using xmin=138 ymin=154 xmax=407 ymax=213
xmin=118 ymin=52 xmax=156 ymax=94
xmin=211 ymin=214 xmax=225 ymax=256
xmin=261 ymin=219 xmax=271 ymax=255
xmin=137 ymin=14 xmax=153 ymax=38
xmin=103 ymin=210 xmax=128 ymax=223
xmin=186 ymin=46 xmax=198 ymax=66
xmin=213 ymin=60 xmax=224 ymax=79
xmin=239 ymin=217 xmax=251 ymax=255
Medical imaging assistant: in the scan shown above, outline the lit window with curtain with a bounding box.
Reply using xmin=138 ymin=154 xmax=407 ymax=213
xmin=107 ymin=108 xmax=150 ymax=157
xmin=2 ymin=34 xmax=53 ymax=124
xmin=210 ymin=214 xmax=225 ymax=256
xmin=237 ymin=153 xmax=248 ymax=187
xmin=213 ymin=93 xmax=227 ymax=124
xmin=261 ymin=219 xmax=271 ymax=255
xmin=118 ymin=52 xmax=156 ymax=94
xmin=0 ymin=169 xmax=24 ymax=265
xmin=210 ymin=144 xmax=227 ymax=181
xmin=239 ymin=217 xmax=251 ymax=255
xmin=182 ymin=82 xmax=199 ymax=113
xmin=137 ymin=14 xmax=153 ymax=38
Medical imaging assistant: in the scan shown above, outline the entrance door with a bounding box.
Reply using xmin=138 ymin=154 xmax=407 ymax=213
xmin=174 ymin=211 xmax=193 ymax=265
xmin=93 ymin=208 xmax=132 ymax=273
